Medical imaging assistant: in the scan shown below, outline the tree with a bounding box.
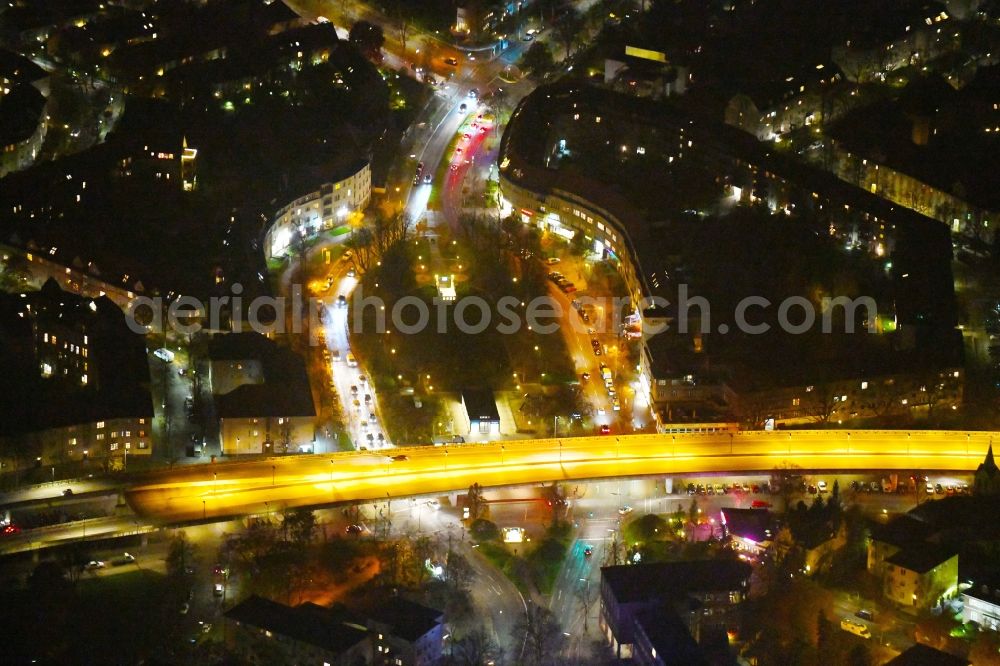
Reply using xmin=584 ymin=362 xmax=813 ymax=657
xmin=282 ymin=508 xmax=317 ymax=546
xmin=412 ymin=535 xmax=434 ymax=584
xmin=553 ymin=9 xmax=584 ymax=58
xmin=0 ymin=253 xmax=31 ymax=291
xmin=166 ymin=530 xmax=194 ymax=578
xmin=446 ymin=551 xmax=475 ymax=592
xmin=466 ymin=483 xmax=487 ymax=521
xmin=392 ymin=7 xmax=412 ymax=57
xmin=453 ymin=625 xmax=504 ymax=666
xmin=514 ymin=602 xmax=564 ymax=666
xmin=470 ymin=518 xmax=500 ymax=542
xmin=349 ymin=20 xmax=385 ymax=61
xmin=816 ymin=610 xmax=832 ymax=653
xmin=519 ymin=42 xmax=554 ymax=78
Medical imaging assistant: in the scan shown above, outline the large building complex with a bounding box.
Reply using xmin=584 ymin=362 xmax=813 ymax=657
xmin=0 ymin=279 xmax=153 ymax=468
xmin=498 ymin=82 xmax=963 ymax=429
xmin=265 ymin=159 xmax=373 ymax=260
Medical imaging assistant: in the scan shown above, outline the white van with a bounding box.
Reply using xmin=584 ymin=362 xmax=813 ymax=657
xmin=346 ymin=352 xmax=357 ymax=367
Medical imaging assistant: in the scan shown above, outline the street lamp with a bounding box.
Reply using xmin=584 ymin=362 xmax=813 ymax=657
xmin=501 ymin=444 xmax=505 ymax=465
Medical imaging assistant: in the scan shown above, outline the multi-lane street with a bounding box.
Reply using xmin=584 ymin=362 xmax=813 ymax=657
xmin=124 ymin=429 xmax=996 ymax=522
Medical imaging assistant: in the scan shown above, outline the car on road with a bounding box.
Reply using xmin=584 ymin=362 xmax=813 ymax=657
xmin=817 ymin=480 xmax=828 ymax=493
xmin=840 ymin=619 xmax=871 ymax=639
xmin=545 ymin=257 xmax=560 ymax=265
xmin=450 ymin=164 xmax=458 ymax=171
xmin=423 ymin=174 xmax=432 ymax=184
xmin=1 ymin=523 xmax=22 ymax=536
xmin=180 ymin=602 xmax=190 ymax=615
xmin=612 ymin=398 xmax=620 ymax=411
xmin=444 ymin=57 xmax=458 ymax=66
xmin=618 ymin=506 xmax=633 ymax=515
xmin=346 ymin=353 xmax=357 ymax=367
xmin=213 ymin=583 xmax=224 ymax=597
xmin=584 ymin=545 xmax=593 ymax=557
xmin=459 ymin=103 xmax=467 ymax=112
xmin=342 ymin=250 xmax=353 ymax=262
xmin=468 ymin=89 xmax=478 ymax=98
xmin=85 ymin=560 xmax=106 ymax=570
xmin=346 ymin=268 xmax=356 ymax=278
xmin=391 ymin=455 xmax=409 ymax=462
xmin=62 ymin=488 xmax=74 ymax=496
xmin=346 ymin=524 xmax=364 ymax=535
xmin=935 ymin=483 xmax=944 ymax=494
xmin=599 ymin=424 xmax=611 ymax=435
xmin=581 ymin=372 xmax=590 ymax=381
xmin=855 ymin=609 xmax=874 ymax=622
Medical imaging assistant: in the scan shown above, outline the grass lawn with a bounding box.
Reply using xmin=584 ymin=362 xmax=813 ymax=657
xmin=0 ymin=567 xmax=183 ymax=663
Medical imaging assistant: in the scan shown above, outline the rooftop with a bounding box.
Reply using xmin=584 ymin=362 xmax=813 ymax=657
xmin=214 ymin=343 xmax=314 ymax=419
xmin=721 ymin=508 xmax=773 ymax=544
xmin=364 ymin=597 xmax=442 ymax=643
xmin=0 ymin=49 xmax=47 ymax=85
xmin=634 ymin=606 xmax=707 ymax=666
xmin=0 ymin=83 xmax=45 ymax=147
xmin=207 ymin=331 xmax=277 ymax=362
xmin=963 ymin=579 xmax=1000 ymax=607
xmin=461 ymin=389 xmax=500 ymax=421
xmin=224 ymin=595 xmax=368 ymax=655
xmin=885 ymin=546 xmax=956 ymax=574
xmin=885 ymin=643 xmax=969 ymax=666
xmin=870 ymin=514 xmax=936 ymax=549
xmin=601 ymin=560 xmax=752 ymax=605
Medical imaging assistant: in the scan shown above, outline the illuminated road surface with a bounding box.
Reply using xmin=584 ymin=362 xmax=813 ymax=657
xmin=126 ymin=430 xmax=997 ymax=523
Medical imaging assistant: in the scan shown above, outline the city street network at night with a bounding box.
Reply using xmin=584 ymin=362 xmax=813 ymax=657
xmin=2 ymin=0 xmax=1000 ymax=664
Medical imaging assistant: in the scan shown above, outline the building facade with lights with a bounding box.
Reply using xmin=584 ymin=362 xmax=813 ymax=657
xmin=0 ymin=279 xmax=153 ymax=467
xmin=209 ymin=332 xmax=317 ymax=455
xmin=264 ymin=159 xmax=372 ymax=260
